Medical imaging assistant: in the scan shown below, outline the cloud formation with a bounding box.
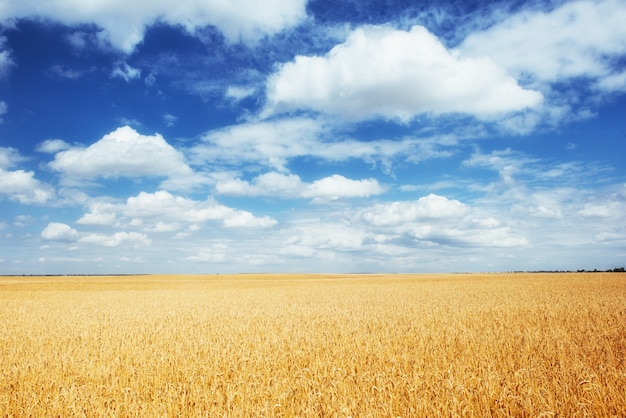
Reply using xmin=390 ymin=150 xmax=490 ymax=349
xmin=48 ymin=126 xmax=197 ymax=188
xmin=41 ymin=222 xmax=79 ymax=242
xmin=460 ymin=0 xmax=626 ymax=92
xmin=360 ymin=194 xmax=468 ymax=226
xmin=0 ymin=147 xmax=54 ymax=204
xmin=1 ymin=0 xmax=625 ymax=274
xmin=79 ymin=231 xmax=151 ymax=248
xmin=0 ymin=0 xmax=308 ymax=52
xmin=216 ymin=172 xmax=384 ymax=200
xmin=356 ymin=194 xmax=528 ymax=249
xmin=264 ymin=25 xmax=542 ymax=121
xmin=77 ymin=190 xmax=277 ymax=229
xmin=0 ymin=36 xmax=12 ymax=78
xmin=41 ymin=222 xmax=151 ymax=247
xmin=194 ymin=117 xmax=455 ymax=172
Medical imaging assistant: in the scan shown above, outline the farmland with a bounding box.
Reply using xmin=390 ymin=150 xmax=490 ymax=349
xmin=1 ymin=273 xmax=625 ymax=416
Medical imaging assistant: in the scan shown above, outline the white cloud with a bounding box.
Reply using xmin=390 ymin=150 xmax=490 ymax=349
xmin=193 ymin=117 xmax=324 ymax=170
xmin=111 ymin=61 xmax=141 ymax=81
xmin=302 ymin=175 xmax=384 ymax=200
xmin=0 ymin=147 xmax=21 ymax=169
xmin=578 ymin=186 xmax=626 ymax=219
xmin=0 ymin=101 xmax=6 ymax=122
xmin=163 ymin=113 xmax=178 ymax=127
xmin=286 ymin=219 xmax=366 ymax=252
xmin=264 ymin=25 xmax=542 ymax=122
xmin=48 ymin=126 xmax=196 ymax=188
xmin=0 ymin=147 xmax=55 ymax=204
xmin=355 ymin=194 xmax=528 ymax=249
xmin=41 ymin=222 xmax=79 ymax=242
xmin=41 ymin=222 xmax=150 ymax=248
xmin=0 ymin=168 xmax=54 ymax=204
xmin=80 ymin=231 xmax=151 ymax=248
xmin=193 ymin=117 xmax=454 ymax=172
xmin=216 ymin=172 xmax=384 ymax=200
xmin=462 ymin=148 xmax=538 ymax=187
xmin=223 ymin=211 xmax=277 ymax=228
xmin=216 ymin=172 xmax=302 ymax=196
xmin=0 ymin=36 xmax=12 ymax=78
xmin=512 ymin=190 xmax=572 ymax=220
xmin=49 ymin=64 xmax=84 ymax=80
xmin=359 ymin=194 xmax=467 ymax=227
xmin=0 ymin=0 xmax=308 ymax=53
xmin=77 ymin=190 xmax=277 ymax=230
xmin=595 ymin=71 xmax=626 ymax=92
xmin=65 ymin=31 xmax=90 ymax=49
xmin=459 ymin=0 xmax=626 ymax=89
xmin=0 ymin=50 xmax=11 ymax=77
xmin=36 ymin=139 xmax=71 ymax=153
xmin=76 ymin=202 xmax=119 ymax=226
xmin=187 ymin=244 xmax=229 ymax=262
xmin=226 ymin=86 xmax=256 ymax=102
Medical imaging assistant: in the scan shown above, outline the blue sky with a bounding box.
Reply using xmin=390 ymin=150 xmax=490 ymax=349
xmin=1 ymin=0 xmax=625 ymax=274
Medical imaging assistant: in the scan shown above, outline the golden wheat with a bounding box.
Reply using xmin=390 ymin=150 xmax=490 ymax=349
xmin=1 ymin=273 xmax=625 ymax=416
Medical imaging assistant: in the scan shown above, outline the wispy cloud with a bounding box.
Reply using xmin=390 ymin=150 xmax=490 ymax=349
xmin=192 ymin=117 xmax=458 ymax=172
xmin=111 ymin=61 xmax=141 ymax=82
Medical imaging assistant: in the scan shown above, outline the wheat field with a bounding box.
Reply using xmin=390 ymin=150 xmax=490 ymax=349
xmin=1 ymin=273 xmax=625 ymax=416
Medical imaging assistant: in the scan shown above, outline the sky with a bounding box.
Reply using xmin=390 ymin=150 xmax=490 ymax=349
xmin=0 ymin=0 xmax=625 ymax=274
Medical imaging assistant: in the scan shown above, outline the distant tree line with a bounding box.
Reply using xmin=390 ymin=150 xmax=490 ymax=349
xmin=502 ymin=267 xmax=625 ymax=273
xmin=576 ymin=267 xmax=625 ymax=273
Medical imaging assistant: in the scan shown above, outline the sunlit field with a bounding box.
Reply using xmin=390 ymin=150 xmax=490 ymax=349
xmin=1 ymin=273 xmax=625 ymax=416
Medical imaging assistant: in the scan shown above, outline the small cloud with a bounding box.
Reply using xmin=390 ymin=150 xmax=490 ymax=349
xmin=163 ymin=113 xmax=178 ymax=127
xmin=223 ymin=212 xmax=277 ymax=228
xmin=225 ymin=85 xmax=256 ymax=102
xmin=48 ymin=125 xmax=193 ymax=182
xmin=65 ymin=30 xmax=95 ymax=50
xmin=595 ymin=71 xmax=626 ymax=92
xmin=0 ymin=146 xmax=22 ymax=169
xmin=302 ymin=175 xmax=385 ymax=201
xmin=0 ymin=167 xmax=55 ymax=204
xmin=360 ymin=194 xmax=467 ymax=227
xmin=41 ymin=222 xmax=79 ymax=243
xmin=0 ymin=36 xmax=14 ymax=78
xmin=49 ymin=64 xmax=83 ymax=80
xmin=187 ymin=244 xmax=229 ymax=262
xmin=145 ymin=72 xmax=157 ymax=87
xmin=36 ymin=139 xmax=71 ymax=153
xmin=111 ymin=61 xmax=141 ymax=82
xmin=80 ymin=231 xmax=151 ymax=247
xmin=67 ymin=32 xmax=86 ymax=49
xmin=14 ymin=215 xmax=33 ymax=227
xmin=216 ymin=172 xmax=303 ymax=197
xmin=216 ymin=172 xmax=385 ymax=201
xmin=566 ymin=142 xmax=577 ymax=150
xmin=76 ymin=202 xmax=118 ymax=226
xmin=117 ymin=117 xmax=142 ymax=127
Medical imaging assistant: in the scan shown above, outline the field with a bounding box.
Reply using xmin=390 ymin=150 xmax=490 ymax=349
xmin=1 ymin=273 xmax=625 ymax=416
